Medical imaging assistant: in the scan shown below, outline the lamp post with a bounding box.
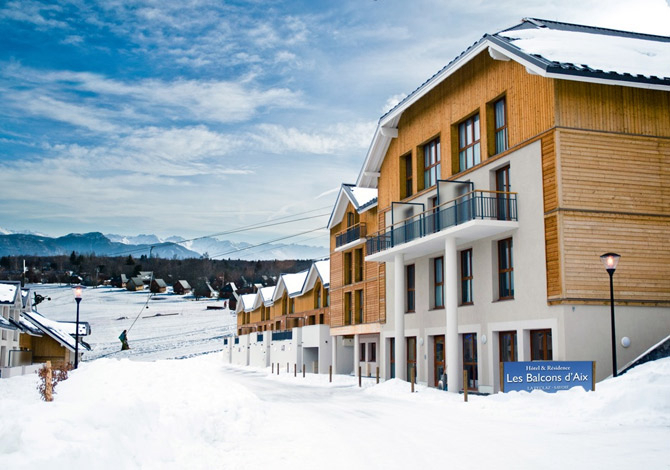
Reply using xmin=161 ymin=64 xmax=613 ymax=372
xmin=73 ymin=285 xmax=83 ymax=369
xmin=600 ymin=253 xmax=621 ymax=378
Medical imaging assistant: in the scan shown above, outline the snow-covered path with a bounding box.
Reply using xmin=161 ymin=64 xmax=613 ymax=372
xmin=1 ymin=354 xmax=669 ymax=469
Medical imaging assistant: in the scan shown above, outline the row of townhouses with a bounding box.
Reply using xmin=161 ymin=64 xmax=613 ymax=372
xmin=229 ymin=17 xmax=670 ymax=393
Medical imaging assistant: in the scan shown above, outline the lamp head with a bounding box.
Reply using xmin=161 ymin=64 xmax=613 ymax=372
xmin=600 ymin=253 xmax=621 ymax=272
xmin=73 ymin=285 xmax=84 ymax=301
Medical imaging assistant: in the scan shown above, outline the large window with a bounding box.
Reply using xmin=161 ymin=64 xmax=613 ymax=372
xmin=344 ymin=252 xmax=352 ymax=285
xmin=406 ymin=264 xmax=415 ymax=313
xmin=530 ymin=329 xmax=552 ymax=360
xmin=423 ymin=137 xmax=441 ymax=189
xmin=498 ymin=238 xmax=514 ymax=300
xmin=355 ymin=289 xmax=363 ymax=323
xmin=499 ymin=331 xmax=517 ymax=362
xmin=433 ymin=257 xmax=444 ymax=309
xmin=493 ymin=98 xmax=508 ymax=154
xmin=401 ymin=153 xmax=413 ymax=199
xmin=355 ymin=248 xmax=364 ymax=283
xmin=458 ymin=114 xmax=481 ymax=171
xmin=460 ymin=249 xmax=473 ymax=305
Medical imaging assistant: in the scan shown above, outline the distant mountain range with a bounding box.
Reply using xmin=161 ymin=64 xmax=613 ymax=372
xmin=0 ymin=230 xmax=327 ymax=261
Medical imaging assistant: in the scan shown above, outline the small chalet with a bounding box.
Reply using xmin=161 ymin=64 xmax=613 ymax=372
xmin=173 ymin=280 xmax=191 ymax=295
xmin=150 ymin=278 xmax=168 ymax=293
xmin=112 ymin=274 xmax=128 ymax=288
xmin=126 ymin=277 xmax=145 ymax=291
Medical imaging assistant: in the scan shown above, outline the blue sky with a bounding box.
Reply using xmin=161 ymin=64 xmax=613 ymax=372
xmin=1 ymin=0 xmax=668 ymax=249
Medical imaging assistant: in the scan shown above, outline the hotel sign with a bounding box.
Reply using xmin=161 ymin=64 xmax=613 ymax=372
xmin=501 ymin=361 xmax=595 ymax=393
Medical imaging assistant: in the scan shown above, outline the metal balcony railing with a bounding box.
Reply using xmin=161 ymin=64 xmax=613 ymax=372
xmin=335 ymin=223 xmax=367 ymax=248
xmin=366 ymin=191 xmax=517 ymax=255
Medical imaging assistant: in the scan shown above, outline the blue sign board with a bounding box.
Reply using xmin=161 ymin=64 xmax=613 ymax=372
xmin=502 ymin=361 xmax=594 ymax=393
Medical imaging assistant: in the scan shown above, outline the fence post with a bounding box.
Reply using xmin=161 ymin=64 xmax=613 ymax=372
xmin=45 ymin=360 xmax=53 ymax=402
xmin=592 ymin=361 xmax=596 ymax=392
xmin=329 ymin=365 xmax=332 ymax=383
xmin=411 ymin=367 xmax=415 ymax=393
xmin=294 ymin=363 xmax=296 ymax=377
xmin=358 ymin=366 xmax=362 ymax=387
xmin=499 ymin=362 xmax=504 ymax=393
xmin=463 ymin=370 xmax=468 ymax=402
xmin=277 ymin=363 xmax=279 ymax=375
xmin=376 ymin=366 xmax=380 ymax=384
xmin=287 ymin=362 xmax=289 ymax=373
xmin=272 ymin=363 xmax=274 ymax=374
xmin=303 ymin=364 xmax=305 ymax=378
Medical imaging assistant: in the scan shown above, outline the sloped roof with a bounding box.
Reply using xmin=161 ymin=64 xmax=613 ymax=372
xmin=152 ymin=279 xmax=167 ymax=288
xmin=0 ymin=316 xmax=18 ymax=331
xmin=304 ymin=259 xmax=330 ymax=292
xmin=236 ymin=293 xmax=257 ymax=313
xmin=0 ymin=281 xmax=20 ymax=304
xmin=174 ymin=280 xmax=191 ymax=289
xmin=327 ymin=183 xmax=378 ymax=229
xmin=22 ymin=309 xmax=91 ymax=353
xmin=272 ymin=271 xmax=308 ymax=302
xmin=357 ymin=18 xmax=670 ymax=188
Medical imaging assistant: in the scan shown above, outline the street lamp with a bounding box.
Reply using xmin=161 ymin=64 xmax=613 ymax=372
xmin=600 ymin=253 xmax=621 ymax=377
xmin=73 ymin=285 xmax=83 ymax=369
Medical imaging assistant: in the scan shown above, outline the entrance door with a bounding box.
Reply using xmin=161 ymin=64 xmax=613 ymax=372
xmin=499 ymin=331 xmax=517 ymax=363
xmin=407 ymin=337 xmax=417 ymax=383
xmin=462 ymin=333 xmax=478 ymax=391
xmin=434 ymin=335 xmax=445 ymax=388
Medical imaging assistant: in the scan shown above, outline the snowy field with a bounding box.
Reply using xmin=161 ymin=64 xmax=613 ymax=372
xmin=27 ymin=284 xmax=237 ymax=361
xmin=0 ymin=284 xmax=669 ymax=469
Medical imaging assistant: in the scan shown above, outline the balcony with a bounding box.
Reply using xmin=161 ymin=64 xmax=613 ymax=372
xmin=366 ymin=190 xmax=518 ymax=262
xmin=335 ymin=222 xmax=367 ymax=249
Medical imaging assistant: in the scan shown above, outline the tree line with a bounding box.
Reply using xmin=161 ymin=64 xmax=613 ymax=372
xmin=0 ymin=253 xmax=313 ymax=293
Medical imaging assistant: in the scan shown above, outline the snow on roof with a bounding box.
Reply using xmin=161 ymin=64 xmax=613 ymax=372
xmin=22 ymin=309 xmax=91 ymax=353
xmin=314 ymin=260 xmax=330 ymax=287
xmin=281 ymin=271 xmax=308 ymax=297
xmin=18 ymin=315 xmax=43 ymax=336
xmin=350 ymin=186 xmax=378 ymax=209
xmin=238 ymin=293 xmax=257 ymax=312
xmin=260 ymin=286 xmax=275 ymax=303
xmin=0 ymin=281 xmax=19 ymax=303
xmin=0 ymin=315 xmax=18 ymax=330
xmin=327 ymin=184 xmax=378 ymax=229
xmin=497 ymin=27 xmax=670 ymax=81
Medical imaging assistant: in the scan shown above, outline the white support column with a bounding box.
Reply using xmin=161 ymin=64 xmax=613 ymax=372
xmin=445 ymin=237 xmax=459 ymax=393
xmin=394 ymin=253 xmax=406 ymax=381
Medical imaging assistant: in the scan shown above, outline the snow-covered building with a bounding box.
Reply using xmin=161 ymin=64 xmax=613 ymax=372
xmin=350 ymin=18 xmax=670 ymax=392
xmin=0 ymin=281 xmax=22 ymax=369
xmin=227 ymin=260 xmax=333 ymax=373
xmin=327 ymin=183 xmax=383 ymax=376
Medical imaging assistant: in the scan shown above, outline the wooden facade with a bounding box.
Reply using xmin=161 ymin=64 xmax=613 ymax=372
xmin=370 ymin=46 xmax=670 ymax=307
xmin=329 ymin=200 xmax=385 ymax=330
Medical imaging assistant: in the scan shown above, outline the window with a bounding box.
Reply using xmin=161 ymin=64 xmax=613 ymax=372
xmin=355 ymin=289 xmax=363 ymax=323
xmin=433 ymin=257 xmax=444 ymax=309
xmin=345 ymin=292 xmax=352 ymax=325
xmin=498 ymin=238 xmax=514 ymax=300
xmin=458 ymin=114 xmax=481 ymax=171
xmin=355 ymin=248 xmax=364 ymax=282
xmin=401 ymin=153 xmax=413 ymax=198
xmin=423 ymin=137 xmax=441 ymax=189
xmin=493 ymin=98 xmax=508 ymax=154
xmin=325 ymin=288 xmax=329 ymax=307
xmin=344 ymin=252 xmax=352 ymax=285
xmin=406 ymin=264 xmax=415 ymax=313
xmin=530 ymin=329 xmax=553 ymax=360
xmin=389 ymin=338 xmax=396 ymax=379
xmin=369 ymin=342 xmax=377 ymax=362
xmin=347 ymin=212 xmax=355 ymax=228
xmin=499 ymin=331 xmax=517 ymax=362
xmin=360 ymin=342 xmax=366 ymax=362
xmin=496 ymin=165 xmax=511 ymax=220
xmin=460 ymin=249 xmax=473 ymax=305
xmin=289 ymin=298 xmax=295 ymax=314
xmin=315 ymin=286 xmax=321 ymax=309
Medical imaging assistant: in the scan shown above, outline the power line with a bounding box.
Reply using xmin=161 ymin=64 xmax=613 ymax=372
xmin=209 ymin=226 xmax=326 ymax=259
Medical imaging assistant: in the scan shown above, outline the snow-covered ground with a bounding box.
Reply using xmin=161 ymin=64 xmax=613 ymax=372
xmin=1 ymin=284 xmax=668 ymax=469
xmin=27 ymin=284 xmax=236 ymax=361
